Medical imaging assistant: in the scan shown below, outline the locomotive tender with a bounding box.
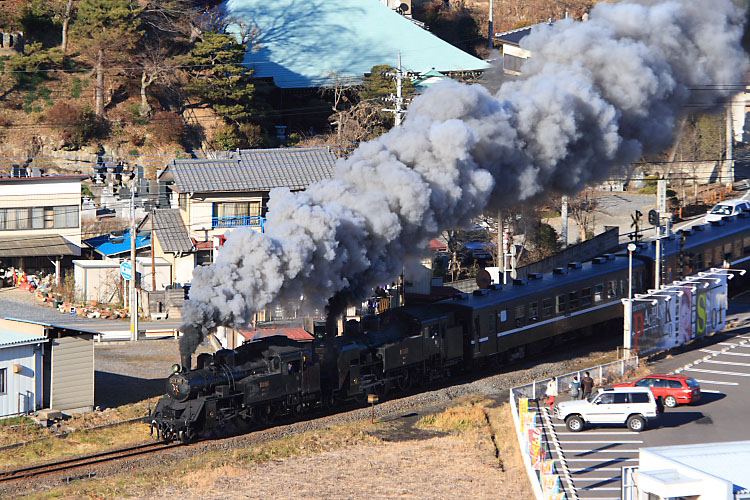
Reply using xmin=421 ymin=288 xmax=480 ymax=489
xmin=150 ymin=213 xmax=750 ymax=442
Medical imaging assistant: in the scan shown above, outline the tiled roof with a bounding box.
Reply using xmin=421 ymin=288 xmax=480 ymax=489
xmin=0 ymin=330 xmax=47 ymax=348
xmin=165 ymin=147 xmax=338 ymax=194
xmin=152 ymin=209 xmax=193 ymax=253
xmin=238 ymin=327 xmax=314 ymax=342
xmin=0 ymin=235 xmax=81 ymax=258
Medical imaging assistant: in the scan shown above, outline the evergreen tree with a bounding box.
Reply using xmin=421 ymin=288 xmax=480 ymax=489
xmin=360 ymin=64 xmax=415 ymax=102
xmin=71 ymin=0 xmax=142 ymax=115
xmin=184 ymin=32 xmax=254 ymax=124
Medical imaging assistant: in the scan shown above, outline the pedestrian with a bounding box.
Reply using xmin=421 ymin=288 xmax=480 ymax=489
xmin=569 ymin=375 xmax=580 ymax=399
xmin=545 ymin=377 xmax=558 ymax=409
xmin=581 ymin=371 xmax=594 ymax=400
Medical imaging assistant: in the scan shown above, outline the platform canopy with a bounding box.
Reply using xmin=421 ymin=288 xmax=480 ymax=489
xmin=224 ymin=0 xmax=490 ymax=88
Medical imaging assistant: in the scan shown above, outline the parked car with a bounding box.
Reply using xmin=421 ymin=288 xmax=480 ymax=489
xmin=705 ymin=199 xmax=750 ymax=223
xmin=612 ymin=374 xmax=701 ymax=408
xmin=554 ymin=387 xmax=659 ymax=432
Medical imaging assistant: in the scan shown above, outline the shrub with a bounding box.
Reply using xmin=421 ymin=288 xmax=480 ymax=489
xmin=45 ymin=101 xmax=107 ymax=149
xmin=149 ymin=111 xmax=185 ymax=145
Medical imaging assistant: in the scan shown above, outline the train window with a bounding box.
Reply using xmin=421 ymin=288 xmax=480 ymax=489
xmin=568 ymin=291 xmax=579 ymax=309
xmin=607 ymin=281 xmax=617 ymax=299
xmin=542 ymin=298 xmax=553 ymax=318
xmin=490 ymin=313 xmax=497 ymax=333
xmin=594 ymin=284 xmax=604 ymax=303
xmin=744 ymin=236 xmax=750 ymax=255
xmin=695 ymin=253 xmax=703 ymax=270
xmin=724 ymin=242 xmax=733 ymax=261
xmin=529 ymin=302 xmax=538 ymax=322
xmin=515 ymin=305 xmax=525 ymax=327
xmin=714 ymin=246 xmax=722 ymax=267
xmin=580 ymin=288 xmax=592 ymax=306
xmin=735 ymin=239 xmax=742 ymax=260
xmin=705 ymin=249 xmax=712 ymax=268
xmin=287 ymin=360 xmax=301 ymax=374
xmin=555 ymin=294 xmax=566 ymax=314
xmin=498 ymin=310 xmax=507 ymax=323
xmin=620 ymin=280 xmax=626 ymax=296
xmin=474 ymin=317 xmax=481 ymax=336
xmin=272 ymin=357 xmax=281 ymax=371
xmin=430 ymin=325 xmax=439 ymax=338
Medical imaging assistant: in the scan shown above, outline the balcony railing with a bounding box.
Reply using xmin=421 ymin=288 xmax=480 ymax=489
xmin=212 ymin=216 xmax=266 ymax=231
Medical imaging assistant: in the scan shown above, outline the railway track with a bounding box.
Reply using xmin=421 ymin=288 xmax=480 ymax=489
xmin=0 ymin=440 xmax=182 ymax=483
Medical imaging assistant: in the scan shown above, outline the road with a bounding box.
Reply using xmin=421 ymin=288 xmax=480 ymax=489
xmin=0 ymin=287 xmax=181 ymax=334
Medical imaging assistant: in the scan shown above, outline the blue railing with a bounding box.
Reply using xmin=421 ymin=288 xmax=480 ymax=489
xmin=212 ymin=216 xmax=265 ymax=231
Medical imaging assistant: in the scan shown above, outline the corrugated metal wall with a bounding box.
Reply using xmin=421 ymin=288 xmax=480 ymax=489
xmin=0 ymin=345 xmax=39 ymax=417
xmin=50 ymin=335 xmax=94 ymax=412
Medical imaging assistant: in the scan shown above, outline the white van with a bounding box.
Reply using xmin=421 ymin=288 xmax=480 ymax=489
xmin=705 ymin=199 xmax=750 ymax=223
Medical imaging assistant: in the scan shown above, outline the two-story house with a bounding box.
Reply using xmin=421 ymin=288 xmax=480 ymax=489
xmin=0 ymin=174 xmax=85 ymax=282
xmin=157 ymin=147 xmax=339 ymax=262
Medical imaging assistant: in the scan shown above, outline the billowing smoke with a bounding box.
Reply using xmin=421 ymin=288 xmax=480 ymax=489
xmin=179 ymin=0 xmax=748 ymax=357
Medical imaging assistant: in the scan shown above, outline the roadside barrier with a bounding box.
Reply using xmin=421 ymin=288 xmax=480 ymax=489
xmin=509 ymin=356 xmax=639 ymax=499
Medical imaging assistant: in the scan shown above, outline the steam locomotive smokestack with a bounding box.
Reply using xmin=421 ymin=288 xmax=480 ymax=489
xmin=181 ymin=351 xmax=192 ymax=373
xmin=179 ymin=0 xmax=749 ymax=358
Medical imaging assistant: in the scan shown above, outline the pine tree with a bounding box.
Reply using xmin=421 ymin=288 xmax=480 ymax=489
xmin=71 ymin=0 xmax=142 ymax=115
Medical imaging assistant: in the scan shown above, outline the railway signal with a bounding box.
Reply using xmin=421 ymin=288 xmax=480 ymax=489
xmin=629 ymin=210 xmax=642 ymax=241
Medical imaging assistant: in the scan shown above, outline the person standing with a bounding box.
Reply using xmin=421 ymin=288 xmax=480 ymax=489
xmin=581 ymin=372 xmax=594 ymax=400
xmin=545 ymin=377 xmax=558 ymax=409
xmin=569 ymin=375 xmax=580 ymax=399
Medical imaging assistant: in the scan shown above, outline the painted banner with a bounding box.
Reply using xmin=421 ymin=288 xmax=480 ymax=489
xmin=629 ymin=271 xmax=728 ymax=355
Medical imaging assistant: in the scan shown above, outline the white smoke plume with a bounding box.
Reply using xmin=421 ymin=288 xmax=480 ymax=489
xmin=179 ymin=0 xmax=748 ymax=358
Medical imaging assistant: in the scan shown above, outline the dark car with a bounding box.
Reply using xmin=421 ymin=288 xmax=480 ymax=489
xmin=613 ymin=374 xmax=701 ymax=408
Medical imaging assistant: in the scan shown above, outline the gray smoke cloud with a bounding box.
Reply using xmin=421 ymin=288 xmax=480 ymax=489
xmin=179 ymin=0 xmax=748 ymax=358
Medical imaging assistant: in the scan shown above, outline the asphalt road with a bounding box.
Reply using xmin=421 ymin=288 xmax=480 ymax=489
xmin=550 ymin=300 xmax=750 ymax=499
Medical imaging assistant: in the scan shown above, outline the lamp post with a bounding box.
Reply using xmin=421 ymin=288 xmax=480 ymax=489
xmin=623 ymin=243 xmax=637 ymax=357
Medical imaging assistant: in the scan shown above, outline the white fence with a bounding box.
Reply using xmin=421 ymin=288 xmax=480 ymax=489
xmin=509 ymin=356 xmax=640 ymax=500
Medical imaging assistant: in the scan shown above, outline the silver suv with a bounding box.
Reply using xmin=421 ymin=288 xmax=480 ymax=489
xmin=554 ymin=387 xmax=659 ymax=432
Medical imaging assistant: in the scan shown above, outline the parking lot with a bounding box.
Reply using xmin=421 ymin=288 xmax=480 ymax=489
xmin=549 ymin=302 xmax=750 ymax=499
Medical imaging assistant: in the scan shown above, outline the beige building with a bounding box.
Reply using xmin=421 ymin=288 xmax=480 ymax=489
xmin=0 ymin=174 xmax=85 ymax=277
xmin=158 ymin=147 xmax=338 ymax=262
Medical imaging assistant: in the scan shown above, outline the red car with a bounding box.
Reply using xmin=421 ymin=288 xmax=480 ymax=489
xmin=613 ymin=374 xmax=701 ymax=408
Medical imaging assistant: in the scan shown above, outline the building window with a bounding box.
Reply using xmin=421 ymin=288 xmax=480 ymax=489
xmin=0 ymin=368 xmax=5 ymax=394
xmin=0 ymin=205 xmax=78 ymax=231
xmin=212 ymin=201 xmax=263 ymax=228
xmin=503 ymin=53 xmax=524 ymax=73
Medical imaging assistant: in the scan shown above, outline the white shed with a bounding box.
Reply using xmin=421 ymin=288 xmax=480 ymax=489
xmin=0 ymin=329 xmax=46 ymax=417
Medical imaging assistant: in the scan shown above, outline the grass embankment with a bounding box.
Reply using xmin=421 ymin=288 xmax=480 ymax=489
xmin=14 ymin=398 xmax=534 ymax=500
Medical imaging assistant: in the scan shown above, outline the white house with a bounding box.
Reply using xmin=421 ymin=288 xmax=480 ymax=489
xmin=0 ymin=329 xmax=46 ymax=417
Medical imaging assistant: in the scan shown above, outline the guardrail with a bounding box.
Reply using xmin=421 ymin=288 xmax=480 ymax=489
xmin=509 ymin=356 xmax=640 ymax=500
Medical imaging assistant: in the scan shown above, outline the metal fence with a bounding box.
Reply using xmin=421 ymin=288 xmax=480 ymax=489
xmin=511 ymin=357 xmax=640 ymax=402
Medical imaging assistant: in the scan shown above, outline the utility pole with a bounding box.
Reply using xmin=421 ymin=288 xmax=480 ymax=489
xmin=560 ymin=195 xmax=569 ymax=248
xmin=130 ymin=184 xmax=139 ymax=341
xmin=725 ymin=103 xmax=734 ymax=187
xmin=384 ymin=52 xmax=404 ymax=126
xmin=151 ymin=209 xmax=156 ymax=292
xmin=654 ymin=179 xmax=668 ymax=290
xmin=488 ymin=0 xmax=494 ymax=49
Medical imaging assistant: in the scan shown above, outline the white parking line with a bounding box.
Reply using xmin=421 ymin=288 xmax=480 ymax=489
xmin=559 ymin=440 xmax=643 ymax=444
xmin=687 ymin=368 xmax=750 ymax=377
xmin=573 ymin=477 xmax=621 ymax=481
xmin=700 ymin=349 xmax=750 ymax=357
xmin=564 ymin=457 xmax=638 ymax=461
xmin=718 ymin=342 xmax=749 ymax=347
xmin=570 ymin=467 xmax=626 ymax=472
xmin=577 ymin=487 xmax=622 ymax=491
xmin=566 ymin=450 xmax=640 ymax=453
xmin=701 ymin=389 xmax=724 ymax=394
xmin=695 ymin=379 xmax=739 ymax=386
xmin=703 ymin=359 xmax=750 ymax=367
xmin=556 ymin=431 xmax=638 ymax=436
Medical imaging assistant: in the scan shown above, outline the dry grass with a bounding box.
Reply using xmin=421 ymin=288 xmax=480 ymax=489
xmin=15 ymin=400 xmax=537 ymax=500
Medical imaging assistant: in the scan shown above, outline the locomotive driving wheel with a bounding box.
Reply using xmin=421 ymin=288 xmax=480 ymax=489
xmin=396 ymin=369 xmax=413 ymax=392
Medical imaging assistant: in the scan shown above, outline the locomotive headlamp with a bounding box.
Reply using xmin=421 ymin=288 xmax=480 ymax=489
xmin=172 ymin=363 xmax=181 ymax=373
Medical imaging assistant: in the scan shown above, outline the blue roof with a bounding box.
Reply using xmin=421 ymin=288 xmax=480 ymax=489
xmin=0 ymin=330 xmax=47 ymax=348
xmin=494 ymin=25 xmax=534 ymax=46
xmin=84 ymin=230 xmax=151 ymax=257
xmin=225 ymin=0 xmax=489 ymax=88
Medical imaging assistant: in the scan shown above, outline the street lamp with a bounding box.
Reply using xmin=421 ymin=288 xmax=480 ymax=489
xmin=623 ymin=243 xmax=637 ymax=357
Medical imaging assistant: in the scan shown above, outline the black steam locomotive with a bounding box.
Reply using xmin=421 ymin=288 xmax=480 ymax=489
xmin=150 ymin=214 xmax=750 ymax=442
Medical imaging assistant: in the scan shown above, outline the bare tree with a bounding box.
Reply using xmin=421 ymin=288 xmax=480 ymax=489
xmin=569 ymin=187 xmax=600 ymax=242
